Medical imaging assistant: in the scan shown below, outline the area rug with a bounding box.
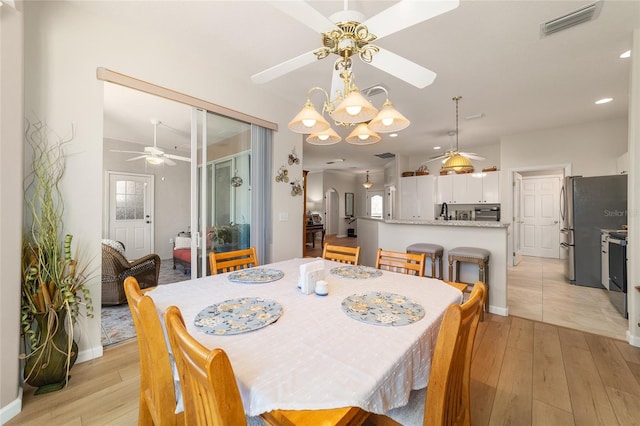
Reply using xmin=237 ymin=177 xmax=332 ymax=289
xmin=101 ymin=258 xmax=190 ymax=347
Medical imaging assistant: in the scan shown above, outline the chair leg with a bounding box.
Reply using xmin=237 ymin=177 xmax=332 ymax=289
xmin=431 ymin=254 xmax=436 ymax=278
xmin=438 ymin=256 xmax=443 ymax=280
xmin=448 ymin=259 xmax=454 ymax=282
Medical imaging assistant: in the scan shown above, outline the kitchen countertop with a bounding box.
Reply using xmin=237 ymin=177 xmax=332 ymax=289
xmin=359 ymin=217 xmax=509 ymax=228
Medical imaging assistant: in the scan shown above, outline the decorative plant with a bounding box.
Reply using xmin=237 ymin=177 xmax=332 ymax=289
xmin=20 ymin=119 xmax=94 ymax=393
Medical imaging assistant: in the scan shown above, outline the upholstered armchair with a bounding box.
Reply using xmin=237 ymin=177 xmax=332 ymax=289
xmin=101 ymin=240 xmax=161 ymax=305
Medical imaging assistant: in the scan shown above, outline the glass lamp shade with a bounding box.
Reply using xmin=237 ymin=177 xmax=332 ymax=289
xmin=345 ymin=123 xmax=382 ymax=145
xmin=331 ymin=90 xmax=378 ymax=124
xmin=362 ymin=180 xmax=373 ymax=189
xmin=288 ymin=101 xmax=331 ymax=134
xmin=306 ymin=127 xmax=342 ymax=145
xmin=368 ymin=100 xmax=410 ymax=133
xmin=442 ymin=153 xmax=474 ymax=173
xmin=146 ymin=156 xmax=164 ymax=165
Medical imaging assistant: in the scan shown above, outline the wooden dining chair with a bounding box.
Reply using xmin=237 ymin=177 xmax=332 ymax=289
xmin=164 ymin=305 xmax=247 ymax=426
xmin=364 ymin=281 xmax=486 ymax=426
xmin=209 ymin=247 xmax=259 ymax=275
xmin=322 ymin=244 xmax=361 ymax=265
xmin=124 ymin=277 xmax=184 ymax=426
xmin=375 ymin=248 xmax=426 ymax=276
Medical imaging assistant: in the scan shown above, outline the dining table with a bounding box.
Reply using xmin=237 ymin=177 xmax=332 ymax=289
xmin=148 ymin=257 xmax=462 ymax=422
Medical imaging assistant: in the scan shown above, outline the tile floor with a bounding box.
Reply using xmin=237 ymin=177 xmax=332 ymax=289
xmin=508 ymin=255 xmax=629 ymax=340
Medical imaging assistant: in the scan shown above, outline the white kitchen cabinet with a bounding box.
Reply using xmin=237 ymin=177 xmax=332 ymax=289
xmin=436 ymin=171 xmax=500 ymax=205
xmin=481 ymin=171 xmax=500 ymax=203
xmin=401 ymin=175 xmax=436 ymax=220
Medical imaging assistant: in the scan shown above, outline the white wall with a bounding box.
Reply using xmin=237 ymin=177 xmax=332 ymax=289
xmin=21 ymin=0 xmax=302 ymax=370
xmin=322 ymin=170 xmax=359 ymax=237
xmin=103 ymin=138 xmax=190 ymax=260
xmin=0 ymin=2 xmax=24 ymax=419
xmin=500 ymin=117 xmax=628 ymax=226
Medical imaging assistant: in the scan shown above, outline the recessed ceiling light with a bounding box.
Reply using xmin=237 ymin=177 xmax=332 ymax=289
xmin=433 ymin=146 xmax=441 ymax=150
xmin=389 ymin=133 xmax=398 ymax=138
xmin=595 ymin=98 xmax=613 ymax=104
xmin=620 ymin=50 xmax=631 ymax=59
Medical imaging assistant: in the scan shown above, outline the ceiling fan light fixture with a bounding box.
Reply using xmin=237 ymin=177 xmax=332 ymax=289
xmin=442 ymin=153 xmax=473 ymax=173
xmin=331 ymin=89 xmax=378 ymax=124
xmin=346 ymin=123 xmax=381 ymax=145
xmin=146 ymin=156 xmax=164 ymax=165
xmin=368 ymin=99 xmax=410 ymax=133
xmin=307 ymin=127 xmax=342 ymax=145
xmin=288 ymin=100 xmax=330 ymax=133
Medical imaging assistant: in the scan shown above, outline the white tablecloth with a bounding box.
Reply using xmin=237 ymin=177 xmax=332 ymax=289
xmin=148 ymin=257 xmax=462 ymax=416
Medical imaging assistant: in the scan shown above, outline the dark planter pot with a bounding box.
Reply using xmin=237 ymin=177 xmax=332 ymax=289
xmin=24 ymin=309 xmax=78 ymax=394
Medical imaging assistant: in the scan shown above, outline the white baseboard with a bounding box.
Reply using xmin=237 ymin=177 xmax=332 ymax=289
xmin=76 ymin=344 xmax=103 ymax=364
xmin=489 ymin=305 xmax=508 ymax=317
xmin=0 ymin=386 xmax=22 ymax=425
xmin=627 ymin=330 xmax=640 ymax=347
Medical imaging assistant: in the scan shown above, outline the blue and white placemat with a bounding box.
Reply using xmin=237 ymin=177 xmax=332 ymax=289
xmin=330 ymin=265 xmax=383 ymax=279
xmin=341 ymin=292 xmax=425 ymax=326
xmin=194 ymin=297 xmax=283 ymax=335
xmin=227 ymin=268 xmax=284 ymax=284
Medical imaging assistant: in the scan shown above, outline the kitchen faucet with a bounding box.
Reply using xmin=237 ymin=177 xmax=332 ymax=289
xmin=440 ymin=203 xmax=449 ymax=220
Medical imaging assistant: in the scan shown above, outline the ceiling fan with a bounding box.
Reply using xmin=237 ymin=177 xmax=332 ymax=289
xmin=251 ymin=0 xmax=460 ymax=90
xmin=111 ymin=119 xmax=191 ymax=166
xmin=424 ymin=96 xmax=485 ymax=167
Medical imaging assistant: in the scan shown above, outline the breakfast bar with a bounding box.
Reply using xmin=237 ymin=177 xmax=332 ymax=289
xmin=357 ymin=217 xmax=510 ymax=316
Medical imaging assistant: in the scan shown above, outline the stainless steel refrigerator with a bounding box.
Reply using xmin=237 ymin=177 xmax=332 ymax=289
xmin=560 ymin=175 xmax=627 ymax=287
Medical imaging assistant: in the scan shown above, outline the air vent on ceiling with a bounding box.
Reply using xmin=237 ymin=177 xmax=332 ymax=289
xmin=375 ymin=152 xmax=395 ymax=159
xmin=540 ymin=1 xmax=602 ymax=37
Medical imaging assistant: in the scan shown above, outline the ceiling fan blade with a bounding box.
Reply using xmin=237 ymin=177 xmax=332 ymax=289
xmin=164 ymin=154 xmax=191 ymax=162
xmin=424 ymin=155 xmax=448 ymax=163
xmin=126 ymin=155 xmax=147 ymax=162
xmin=329 ymin=60 xmax=343 ymax=101
xmin=461 ymin=152 xmax=486 ymax=161
xmin=110 ymin=150 xmax=146 ymax=155
xmin=251 ymin=49 xmax=318 ymax=84
xmin=163 ymin=157 xmax=177 ymax=166
xmin=363 ymin=0 xmax=460 ymax=40
xmin=368 ymin=47 xmax=437 ymax=88
xmin=268 ymin=0 xmax=338 ymax=34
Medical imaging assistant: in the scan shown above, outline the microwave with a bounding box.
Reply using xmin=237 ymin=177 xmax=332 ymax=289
xmin=474 ymin=206 xmax=500 ymax=221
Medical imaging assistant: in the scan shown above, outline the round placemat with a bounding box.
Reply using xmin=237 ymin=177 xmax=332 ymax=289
xmin=227 ymin=268 xmax=284 ymax=284
xmin=194 ymin=297 xmax=283 ymax=335
xmin=330 ymin=265 xmax=383 ymax=279
xmin=341 ymin=292 xmax=425 ymax=326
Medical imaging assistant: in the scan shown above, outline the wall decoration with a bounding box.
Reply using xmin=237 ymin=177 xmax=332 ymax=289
xmin=290 ymin=179 xmax=302 ymax=196
xmin=288 ymin=147 xmax=300 ymax=165
xmin=275 ymin=165 xmax=289 ymax=183
xmin=231 ymin=169 xmax=243 ymax=187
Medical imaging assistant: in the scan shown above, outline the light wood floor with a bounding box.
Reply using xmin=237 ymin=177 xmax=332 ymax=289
xmin=9 ymin=313 xmax=640 ymax=426
xmin=508 ymin=256 xmax=629 ymax=340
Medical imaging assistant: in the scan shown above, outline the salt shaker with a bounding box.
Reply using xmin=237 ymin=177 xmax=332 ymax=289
xmin=315 ymin=280 xmax=328 ymax=296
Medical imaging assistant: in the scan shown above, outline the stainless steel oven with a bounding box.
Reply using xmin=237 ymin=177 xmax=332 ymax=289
xmin=608 ymin=232 xmax=627 ymax=318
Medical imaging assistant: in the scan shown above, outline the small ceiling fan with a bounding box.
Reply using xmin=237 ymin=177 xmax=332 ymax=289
xmin=424 ymin=96 xmax=485 ymax=166
xmin=111 ymin=119 xmax=191 ymax=166
xmin=251 ymin=0 xmax=460 ymax=89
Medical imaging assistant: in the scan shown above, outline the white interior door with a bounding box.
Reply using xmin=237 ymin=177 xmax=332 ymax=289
xmin=519 ymin=176 xmax=560 ymax=258
xmin=108 ymin=172 xmax=154 ymax=260
xmin=513 ymin=173 xmax=523 ymax=265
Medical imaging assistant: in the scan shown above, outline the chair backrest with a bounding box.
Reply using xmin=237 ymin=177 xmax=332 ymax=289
xmin=322 ymin=244 xmax=361 ymax=265
xmin=209 ymin=247 xmax=259 ymax=275
xmin=124 ymin=277 xmax=183 ymax=426
xmin=375 ymin=248 xmax=426 ymax=276
xmin=164 ymin=306 xmax=247 ymax=426
xmin=423 ymin=281 xmax=486 ymax=426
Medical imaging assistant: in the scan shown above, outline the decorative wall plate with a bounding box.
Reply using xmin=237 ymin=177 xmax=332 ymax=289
xmin=231 ymin=176 xmax=243 ymax=187
xmin=194 ymin=297 xmax=283 ymax=335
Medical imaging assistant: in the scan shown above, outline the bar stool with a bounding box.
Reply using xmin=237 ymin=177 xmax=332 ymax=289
xmin=406 ymin=243 xmax=444 ymax=279
xmin=448 ymin=247 xmax=490 ymax=319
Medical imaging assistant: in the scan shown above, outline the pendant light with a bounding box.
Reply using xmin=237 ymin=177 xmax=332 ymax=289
xmin=442 ymin=96 xmax=474 ymax=173
xmin=362 ymin=171 xmax=373 ymax=189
